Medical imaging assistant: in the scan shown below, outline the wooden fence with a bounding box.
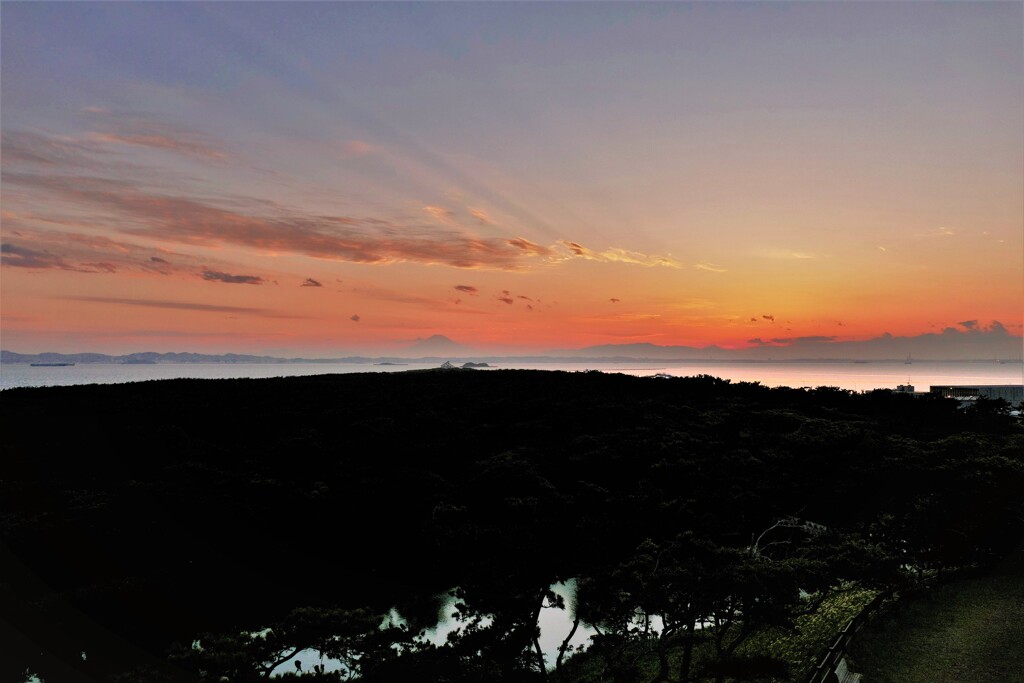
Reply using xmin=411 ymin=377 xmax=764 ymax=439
xmin=805 ymin=590 xmax=891 ymax=683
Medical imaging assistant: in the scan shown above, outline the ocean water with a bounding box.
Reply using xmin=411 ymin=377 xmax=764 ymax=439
xmin=2 ymin=360 xmax=1021 ymax=392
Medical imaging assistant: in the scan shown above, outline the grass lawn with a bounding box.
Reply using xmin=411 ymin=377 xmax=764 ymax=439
xmin=847 ymin=547 xmax=1024 ymax=683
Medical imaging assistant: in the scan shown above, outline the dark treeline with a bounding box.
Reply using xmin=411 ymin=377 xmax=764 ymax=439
xmin=1 ymin=371 xmax=1021 ymax=682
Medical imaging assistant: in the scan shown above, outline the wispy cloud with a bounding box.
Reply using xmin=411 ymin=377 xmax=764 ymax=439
xmin=2 ymin=243 xmax=73 ymax=270
xmin=556 ymin=241 xmax=680 ymax=268
xmin=758 ymin=249 xmax=817 ymax=260
xmin=468 ymin=207 xmax=493 ymax=225
xmin=694 ymin=261 xmax=727 ymax=273
xmin=454 ymin=284 xmax=478 ymax=294
xmin=3 ymin=172 xmax=558 ymax=270
xmin=0 ymin=227 xmax=273 ymax=281
xmin=67 ymin=296 xmax=306 ymax=318
xmin=87 ymin=131 xmax=226 ymax=161
xmin=201 ymin=270 xmax=264 ymax=285
xmin=507 ymin=237 xmax=552 ymax=256
xmin=1 ymin=130 xmax=109 ymax=167
xmin=915 ymin=227 xmax=955 ymax=238
xmin=747 ymin=335 xmax=837 ymax=346
xmin=300 ymin=278 xmax=323 ymax=287
xmin=350 ymin=314 xmax=361 ymax=322
xmin=80 ymin=108 xmax=228 ymax=161
xmin=3 ymin=131 xmax=695 ymax=274
xmin=2 ymin=242 xmax=119 ymax=274
xmin=423 ymin=205 xmax=456 ymax=225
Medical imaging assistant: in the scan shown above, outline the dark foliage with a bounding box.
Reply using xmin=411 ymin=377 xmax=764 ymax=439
xmin=1 ymin=371 xmax=1021 ymax=681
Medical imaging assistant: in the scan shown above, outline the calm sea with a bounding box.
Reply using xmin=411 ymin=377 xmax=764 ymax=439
xmin=2 ymin=360 xmax=1021 ymax=392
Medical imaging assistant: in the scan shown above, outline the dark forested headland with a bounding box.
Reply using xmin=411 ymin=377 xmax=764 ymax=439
xmin=2 ymin=370 xmax=1021 ymax=682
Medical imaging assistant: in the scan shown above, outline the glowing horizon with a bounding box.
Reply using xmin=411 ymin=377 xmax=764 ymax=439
xmin=2 ymin=3 xmax=1021 ymax=358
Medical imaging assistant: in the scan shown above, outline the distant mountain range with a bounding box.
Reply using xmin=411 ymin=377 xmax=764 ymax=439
xmin=3 ymin=326 xmax=1022 ymax=364
xmin=1 ymin=351 xmax=302 ymax=365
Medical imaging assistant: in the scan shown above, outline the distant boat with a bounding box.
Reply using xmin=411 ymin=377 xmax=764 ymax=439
xmin=30 ymin=362 xmax=75 ymax=367
xmin=904 ymin=353 xmax=913 ymax=365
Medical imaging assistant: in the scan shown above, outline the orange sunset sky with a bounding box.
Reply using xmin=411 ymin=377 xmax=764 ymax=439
xmin=2 ymin=2 xmax=1021 ymax=358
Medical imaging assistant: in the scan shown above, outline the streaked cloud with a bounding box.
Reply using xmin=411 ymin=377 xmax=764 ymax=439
xmin=79 ymin=107 xmax=228 ymax=161
xmin=2 ymin=243 xmax=73 ymax=270
xmin=1 ymin=242 xmax=119 ymax=274
xmin=87 ymin=131 xmax=226 ymax=161
xmin=556 ymin=241 xmax=680 ymax=268
xmin=3 ymin=132 xmax=691 ymax=275
xmin=747 ymin=335 xmax=837 ymax=346
xmin=694 ymin=261 xmax=727 ymax=273
xmin=468 ymin=207 xmax=493 ymax=225
xmin=201 ymin=270 xmax=264 ymax=285
xmin=758 ymin=249 xmax=818 ymax=260
xmin=2 ymin=171 xmax=559 ymax=270
xmin=0 ymin=227 xmax=270 ymax=281
xmin=1 ymin=130 xmax=109 ymax=167
xmin=300 ymin=278 xmax=323 ymax=287
xmin=423 ymin=204 xmax=456 ymax=225
xmin=454 ymin=284 xmax=478 ymax=294
xmin=67 ymin=296 xmax=306 ymax=318
xmin=915 ymin=227 xmax=955 ymax=238
xmin=507 ymin=237 xmax=552 ymax=256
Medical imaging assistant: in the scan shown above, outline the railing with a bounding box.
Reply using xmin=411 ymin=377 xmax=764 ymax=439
xmin=805 ymin=590 xmax=891 ymax=683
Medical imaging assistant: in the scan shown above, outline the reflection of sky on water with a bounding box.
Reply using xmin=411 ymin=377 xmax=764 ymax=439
xmin=272 ymin=579 xmax=595 ymax=676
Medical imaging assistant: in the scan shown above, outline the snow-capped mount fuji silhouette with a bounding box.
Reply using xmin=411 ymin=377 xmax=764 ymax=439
xmin=403 ymin=334 xmax=471 ymax=356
